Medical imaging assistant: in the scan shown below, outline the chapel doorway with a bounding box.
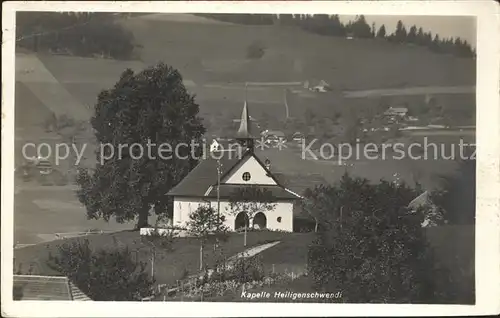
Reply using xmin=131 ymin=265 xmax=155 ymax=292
xmin=234 ymin=212 xmax=249 ymax=230
xmin=252 ymin=212 xmax=267 ymax=229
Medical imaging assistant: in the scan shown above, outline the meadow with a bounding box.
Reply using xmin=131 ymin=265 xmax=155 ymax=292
xmin=121 ymin=16 xmax=475 ymax=90
xmin=13 ymin=230 xmax=300 ymax=288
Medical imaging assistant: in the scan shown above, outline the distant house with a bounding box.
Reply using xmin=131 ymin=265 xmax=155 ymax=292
xmin=408 ymin=190 xmax=443 ymax=227
xmin=292 ymin=132 xmax=305 ymax=142
xmin=304 ymin=79 xmax=331 ymax=93
xmin=265 ymin=130 xmax=286 ymax=142
xmin=13 ymin=275 xmax=91 ymax=301
xmin=384 ymin=107 xmax=408 ymax=118
xmin=208 ymin=138 xmax=243 ymax=154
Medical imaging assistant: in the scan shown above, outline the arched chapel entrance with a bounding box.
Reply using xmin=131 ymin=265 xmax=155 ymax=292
xmin=252 ymin=212 xmax=267 ymax=229
xmin=234 ymin=212 xmax=249 ymax=230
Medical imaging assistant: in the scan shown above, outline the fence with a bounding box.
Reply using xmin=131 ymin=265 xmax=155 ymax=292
xmin=143 ymin=258 xmax=307 ymax=302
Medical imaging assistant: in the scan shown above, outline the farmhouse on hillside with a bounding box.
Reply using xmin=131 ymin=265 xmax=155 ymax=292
xmin=384 ymin=106 xmax=408 ymax=118
xmin=168 ymin=101 xmax=302 ymax=232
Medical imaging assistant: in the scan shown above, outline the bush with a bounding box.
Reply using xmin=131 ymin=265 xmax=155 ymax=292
xmin=307 ymin=174 xmax=457 ymax=303
xmin=47 ymin=239 xmax=155 ymax=301
xmin=143 ymin=223 xmax=176 ymax=250
xmin=231 ymin=255 xmax=265 ymax=284
xmin=431 ymin=155 xmax=476 ymax=225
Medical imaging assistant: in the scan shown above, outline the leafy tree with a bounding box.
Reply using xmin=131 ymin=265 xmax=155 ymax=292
xmin=228 ymin=186 xmax=277 ymax=246
xmin=306 ymin=14 xmax=333 ymax=36
xmin=302 ymin=184 xmax=335 ymax=232
xmin=308 ymin=174 xmax=457 ymax=303
xmin=76 ymin=63 xmax=206 ymax=229
xmin=278 ymin=14 xmax=297 ymax=26
xmin=394 ymin=20 xmax=408 ymax=43
xmin=432 ymin=154 xmax=476 ymax=225
xmin=47 ymin=239 xmax=155 ymax=301
xmin=186 ymin=205 xmax=229 ymax=271
xmin=423 ymin=32 xmax=433 ymax=47
xmin=407 ymin=25 xmax=418 ymax=43
xmin=431 ymin=34 xmax=442 ymax=52
xmin=342 ymin=110 xmax=362 ymax=145
xmin=376 ymin=24 xmax=387 ymax=38
xmin=304 ymin=108 xmax=317 ymax=127
xmin=350 ymin=15 xmax=372 ymax=39
xmin=456 ymin=38 xmax=475 ymax=58
xmin=416 ymin=27 xmax=425 ymax=45
xmin=329 ymin=15 xmax=347 ymax=36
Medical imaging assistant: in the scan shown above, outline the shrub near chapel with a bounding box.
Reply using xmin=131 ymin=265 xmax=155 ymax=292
xmin=47 ymin=239 xmax=155 ymax=301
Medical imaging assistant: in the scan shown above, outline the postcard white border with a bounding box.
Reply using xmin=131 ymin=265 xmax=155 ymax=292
xmin=2 ymin=1 xmax=499 ymax=317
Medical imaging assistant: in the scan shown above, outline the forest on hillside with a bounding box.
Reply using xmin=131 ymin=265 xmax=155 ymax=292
xmin=16 ymin=12 xmax=136 ymax=60
xmin=195 ymin=14 xmax=476 ymax=59
xmin=16 ymin=12 xmax=475 ymax=61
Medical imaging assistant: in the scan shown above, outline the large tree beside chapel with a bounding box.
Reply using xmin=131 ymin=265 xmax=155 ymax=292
xmin=76 ymin=63 xmax=205 ymax=228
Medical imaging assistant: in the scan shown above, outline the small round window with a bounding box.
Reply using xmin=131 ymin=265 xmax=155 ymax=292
xmin=242 ymin=172 xmax=251 ymax=181
xmin=277 ymin=217 xmax=282 ymax=223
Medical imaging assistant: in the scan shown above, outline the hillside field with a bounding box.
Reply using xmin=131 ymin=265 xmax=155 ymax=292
xmin=15 ymin=15 xmax=476 ymax=135
xmin=121 ymin=16 xmax=475 ymax=90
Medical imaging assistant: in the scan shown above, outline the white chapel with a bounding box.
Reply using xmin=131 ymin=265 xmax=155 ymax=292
xmin=167 ymin=101 xmax=302 ymax=232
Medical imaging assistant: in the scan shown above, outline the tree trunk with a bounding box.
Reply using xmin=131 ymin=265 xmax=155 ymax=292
xmin=136 ymin=207 xmax=149 ymax=229
xmin=199 ymin=242 xmax=204 ymax=271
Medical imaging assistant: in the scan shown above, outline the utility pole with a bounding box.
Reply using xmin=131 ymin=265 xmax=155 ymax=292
xmin=340 ymin=206 xmax=344 ymax=231
xmin=244 ymin=213 xmax=248 ymax=247
xmin=151 ymin=246 xmax=155 ymax=279
xmin=217 ymin=159 xmax=221 ymax=222
xmin=284 ymin=88 xmax=290 ymax=119
xmin=216 ymin=159 xmax=222 ymax=251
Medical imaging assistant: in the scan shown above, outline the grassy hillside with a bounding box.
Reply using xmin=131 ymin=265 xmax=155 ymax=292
xmin=121 ymin=17 xmax=475 ymax=90
xmin=14 ymin=230 xmax=287 ymax=287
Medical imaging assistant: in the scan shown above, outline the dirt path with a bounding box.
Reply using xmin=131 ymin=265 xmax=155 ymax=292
xmin=228 ymin=241 xmax=281 ymax=261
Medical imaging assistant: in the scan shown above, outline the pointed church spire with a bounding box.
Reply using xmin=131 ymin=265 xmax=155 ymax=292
xmin=237 ymin=99 xmax=251 ymax=138
xmin=236 ymin=84 xmax=254 ymax=152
